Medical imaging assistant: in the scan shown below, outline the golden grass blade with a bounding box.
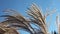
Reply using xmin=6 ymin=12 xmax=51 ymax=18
xmin=26 ymin=3 xmax=48 ymax=34
xmin=0 ymin=9 xmax=36 ymax=34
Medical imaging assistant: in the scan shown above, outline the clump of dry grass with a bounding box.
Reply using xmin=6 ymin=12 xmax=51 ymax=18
xmin=0 ymin=3 xmax=56 ymax=34
xmin=26 ymin=3 xmax=56 ymax=34
xmin=0 ymin=9 xmax=35 ymax=34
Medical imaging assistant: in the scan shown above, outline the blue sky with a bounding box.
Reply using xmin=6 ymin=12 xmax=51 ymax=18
xmin=0 ymin=0 xmax=60 ymax=34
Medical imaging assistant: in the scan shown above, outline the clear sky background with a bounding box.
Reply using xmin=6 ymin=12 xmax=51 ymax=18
xmin=0 ymin=0 xmax=60 ymax=34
